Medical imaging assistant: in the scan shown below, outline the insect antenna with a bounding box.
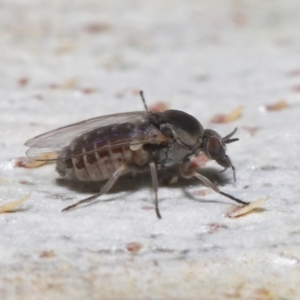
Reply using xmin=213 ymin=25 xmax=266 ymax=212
xmin=139 ymin=90 xmax=149 ymax=112
xmin=223 ymin=127 xmax=239 ymax=144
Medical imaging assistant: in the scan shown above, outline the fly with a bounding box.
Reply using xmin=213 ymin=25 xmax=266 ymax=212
xmin=25 ymin=91 xmax=249 ymax=219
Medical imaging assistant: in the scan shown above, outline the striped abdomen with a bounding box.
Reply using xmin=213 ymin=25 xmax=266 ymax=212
xmin=56 ymin=121 xmax=158 ymax=181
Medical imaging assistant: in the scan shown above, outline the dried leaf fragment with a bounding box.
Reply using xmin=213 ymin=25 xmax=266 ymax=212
xmin=149 ymin=102 xmax=170 ymax=112
xmin=264 ymin=100 xmax=288 ymax=111
xmin=210 ymin=106 xmax=243 ymax=123
xmin=49 ymin=77 xmax=76 ymax=90
xmin=12 ymin=153 xmax=58 ymax=168
xmin=226 ymin=197 xmax=268 ymax=218
xmin=0 ymin=193 xmax=30 ymax=213
xmin=13 ymin=157 xmax=45 ymax=168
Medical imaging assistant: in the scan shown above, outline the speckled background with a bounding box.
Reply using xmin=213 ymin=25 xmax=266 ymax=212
xmin=1 ymin=1 xmax=300 ymax=299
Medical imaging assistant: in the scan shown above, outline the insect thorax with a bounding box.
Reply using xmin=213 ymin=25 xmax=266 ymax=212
xmin=144 ymin=141 xmax=195 ymax=168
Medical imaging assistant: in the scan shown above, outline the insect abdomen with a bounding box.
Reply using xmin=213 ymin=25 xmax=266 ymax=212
xmin=57 ymin=147 xmax=135 ymax=181
xmin=56 ymin=123 xmax=152 ymax=181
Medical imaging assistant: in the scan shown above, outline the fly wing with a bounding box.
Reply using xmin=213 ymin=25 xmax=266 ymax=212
xmin=26 ymin=111 xmax=149 ymax=160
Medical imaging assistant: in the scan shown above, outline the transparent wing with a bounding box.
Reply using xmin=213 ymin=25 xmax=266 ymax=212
xmin=25 ymin=111 xmax=155 ymax=160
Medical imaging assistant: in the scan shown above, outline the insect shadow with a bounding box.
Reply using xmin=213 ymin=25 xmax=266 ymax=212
xmin=55 ymin=166 xmax=232 ymax=205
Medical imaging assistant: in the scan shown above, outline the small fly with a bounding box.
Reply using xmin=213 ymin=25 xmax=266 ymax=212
xmin=25 ymin=92 xmax=249 ymax=218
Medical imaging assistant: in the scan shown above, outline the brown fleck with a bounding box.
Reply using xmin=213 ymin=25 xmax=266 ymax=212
xmin=126 ymin=242 xmax=142 ymax=253
xmin=39 ymin=250 xmax=55 ymax=258
xmin=141 ymin=205 xmax=153 ymax=211
xmin=287 ymin=69 xmax=300 ymax=77
xmin=242 ymin=126 xmax=259 ymax=136
xmin=17 ymin=77 xmax=29 ymax=87
xmin=232 ymin=11 xmax=247 ymax=26
xmin=84 ymin=22 xmax=111 ymax=33
xmin=292 ymin=84 xmax=300 ymax=93
xmin=33 ymin=94 xmax=44 ymax=100
xmin=19 ymin=180 xmax=28 ymax=185
xmin=207 ymin=223 xmax=227 ymax=234
xmin=81 ymin=87 xmax=97 ymax=94
xmin=210 ymin=106 xmax=243 ymax=123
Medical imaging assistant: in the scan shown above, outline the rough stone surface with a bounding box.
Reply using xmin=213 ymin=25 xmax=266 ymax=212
xmin=1 ymin=1 xmax=300 ymax=299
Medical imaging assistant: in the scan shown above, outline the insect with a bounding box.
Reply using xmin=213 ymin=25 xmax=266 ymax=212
xmin=25 ymin=91 xmax=249 ymax=218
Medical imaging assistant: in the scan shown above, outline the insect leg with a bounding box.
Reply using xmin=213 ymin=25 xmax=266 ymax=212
xmin=180 ymin=160 xmax=249 ymax=206
xmin=192 ymin=171 xmax=249 ymax=205
xmin=149 ymin=161 xmax=161 ymax=219
xmin=62 ymin=164 xmax=127 ymax=212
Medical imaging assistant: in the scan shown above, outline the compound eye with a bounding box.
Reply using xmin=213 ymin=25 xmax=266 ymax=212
xmin=206 ymin=137 xmax=225 ymax=160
